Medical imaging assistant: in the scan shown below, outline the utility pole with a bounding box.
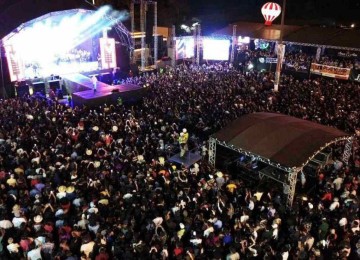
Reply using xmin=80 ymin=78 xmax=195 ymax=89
xmin=274 ymin=0 xmax=287 ymax=92
xmin=230 ymin=24 xmax=237 ymax=64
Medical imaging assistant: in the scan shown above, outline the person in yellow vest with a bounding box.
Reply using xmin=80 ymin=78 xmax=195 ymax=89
xmin=6 ymin=174 xmax=17 ymax=187
xmin=179 ymin=133 xmax=187 ymax=158
xmin=181 ymin=128 xmax=189 ymax=157
xmin=182 ymin=128 xmax=189 ymax=143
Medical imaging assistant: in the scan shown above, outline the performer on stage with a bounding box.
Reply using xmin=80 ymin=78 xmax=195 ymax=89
xmin=178 ymin=128 xmax=189 ymax=158
xmin=92 ymin=75 xmax=98 ymax=93
xmin=179 ymin=133 xmax=186 ymax=158
xmin=112 ymin=67 xmax=117 ymax=84
xmin=182 ymin=128 xmax=189 ymax=143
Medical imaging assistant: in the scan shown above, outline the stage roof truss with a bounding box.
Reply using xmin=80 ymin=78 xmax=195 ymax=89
xmin=212 ymin=33 xmax=360 ymax=52
xmin=300 ymin=136 xmax=353 ymax=170
xmin=211 ymin=137 xmax=294 ymax=173
xmin=211 ymin=135 xmax=352 ymax=174
xmin=103 ymin=12 xmax=133 ymax=50
xmin=258 ymin=166 xmax=288 ymax=185
xmin=1 ymin=9 xmax=133 ymax=50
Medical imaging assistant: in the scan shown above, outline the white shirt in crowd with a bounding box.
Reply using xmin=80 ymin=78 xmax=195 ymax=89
xmin=27 ymin=247 xmax=42 ymax=260
xmin=226 ymin=251 xmax=240 ymax=260
xmin=7 ymin=242 xmax=20 ymax=253
xmin=12 ymin=216 xmax=27 ymax=228
xmin=240 ymin=214 xmax=249 ymax=223
xmin=272 ymin=228 xmax=279 ymax=240
xmin=339 ymin=217 xmax=348 ymax=227
xmin=333 ymin=177 xmax=343 ymax=190
xmin=282 ymin=251 xmax=289 ymax=260
xmin=81 ymin=241 xmax=95 ymax=259
xmin=248 ymin=200 xmax=255 ymax=210
xmin=78 ymin=218 xmax=89 ymax=230
xmin=329 ymin=200 xmax=340 ymax=211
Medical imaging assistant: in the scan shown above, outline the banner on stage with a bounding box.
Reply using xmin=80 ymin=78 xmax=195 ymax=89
xmin=310 ymin=63 xmax=351 ymax=80
xmin=100 ymin=38 xmax=117 ymax=69
xmin=4 ymin=44 xmax=26 ymax=82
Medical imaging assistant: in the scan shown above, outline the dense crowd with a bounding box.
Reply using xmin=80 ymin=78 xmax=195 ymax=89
xmin=0 ymin=63 xmax=359 ymax=260
xmin=318 ymin=56 xmax=358 ymax=69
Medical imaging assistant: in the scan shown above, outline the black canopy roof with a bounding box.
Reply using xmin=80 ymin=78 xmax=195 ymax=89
xmin=213 ymin=113 xmax=350 ymax=169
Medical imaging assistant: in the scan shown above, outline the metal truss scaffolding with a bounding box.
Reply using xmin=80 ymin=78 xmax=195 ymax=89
xmin=171 ymin=25 xmax=176 ymax=67
xmin=286 ymin=169 xmax=299 ymax=208
xmin=130 ymin=2 xmax=135 ymax=62
xmin=153 ymin=1 xmax=158 ymax=68
xmin=209 ymin=135 xmax=353 ymax=208
xmin=103 ymin=12 xmax=133 ymax=51
xmin=131 ymin=0 xmax=158 ymax=70
xmin=208 ymin=137 xmax=217 ymax=167
xmin=192 ymin=25 xmax=197 ymax=65
xmin=342 ymin=136 xmax=354 ymax=165
xmin=140 ymin=0 xmax=146 ymax=70
xmin=230 ymin=24 xmax=237 ymax=64
xmin=196 ymin=24 xmax=201 ymax=66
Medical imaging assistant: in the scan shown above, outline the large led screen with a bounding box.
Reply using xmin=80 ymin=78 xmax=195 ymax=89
xmin=176 ymin=37 xmax=195 ymax=60
xmin=203 ymin=38 xmax=230 ymax=61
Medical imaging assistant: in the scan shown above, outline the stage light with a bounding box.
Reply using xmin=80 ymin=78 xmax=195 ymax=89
xmin=248 ymin=63 xmax=254 ymax=70
xmin=351 ymin=23 xmax=355 ymax=28
xmin=180 ymin=24 xmax=191 ymax=33
xmin=191 ymin=22 xmax=200 ymax=31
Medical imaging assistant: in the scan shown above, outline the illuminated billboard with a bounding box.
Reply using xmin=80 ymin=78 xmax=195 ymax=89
xmin=203 ymin=38 xmax=230 ymax=61
xmin=176 ymin=37 xmax=195 ymax=60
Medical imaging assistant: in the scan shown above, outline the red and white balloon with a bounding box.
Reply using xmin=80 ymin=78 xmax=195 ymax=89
xmin=261 ymin=2 xmax=282 ymax=26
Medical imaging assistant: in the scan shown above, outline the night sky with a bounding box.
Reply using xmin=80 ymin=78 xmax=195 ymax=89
xmin=1 ymin=0 xmax=359 ymax=33
xmin=185 ymin=0 xmax=360 ymax=33
xmin=190 ymin=0 xmax=360 ymax=23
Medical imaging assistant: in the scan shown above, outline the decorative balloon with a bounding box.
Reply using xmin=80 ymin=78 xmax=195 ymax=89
xmin=261 ymin=2 xmax=282 ymax=26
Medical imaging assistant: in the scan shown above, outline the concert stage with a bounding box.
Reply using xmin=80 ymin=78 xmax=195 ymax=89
xmin=63 ymin=73 xmax=146 ymax=107
xmin=168 ymin=152 xmax=202 ymax=168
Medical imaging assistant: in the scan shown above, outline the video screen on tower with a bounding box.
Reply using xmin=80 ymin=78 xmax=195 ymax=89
xmin=203 ymin=38 xmax=230 ymax=61
xmin=176 ymin=37 xmax=195 ymax=60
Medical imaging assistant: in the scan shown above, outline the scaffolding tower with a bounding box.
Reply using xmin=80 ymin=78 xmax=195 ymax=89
xmin=196 ymin=24 xmax=201 ymax=66
xmin=131 ymin=0 xmax=158 ymax=71
xmin=230 ymin=24 xmax=237 ymax=64
xmin=171 ymin=25 xmax=176 ymax=67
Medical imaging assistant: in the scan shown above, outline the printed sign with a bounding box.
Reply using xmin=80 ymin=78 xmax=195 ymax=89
xmin=310 ymin=63 xmax=351 ymax=80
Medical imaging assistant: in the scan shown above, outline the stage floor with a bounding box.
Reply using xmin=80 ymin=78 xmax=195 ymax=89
xmin=63 ymin=73 xmax=146 ymax=107
xmin=168 ymin=152 xmax=202 ymax=168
